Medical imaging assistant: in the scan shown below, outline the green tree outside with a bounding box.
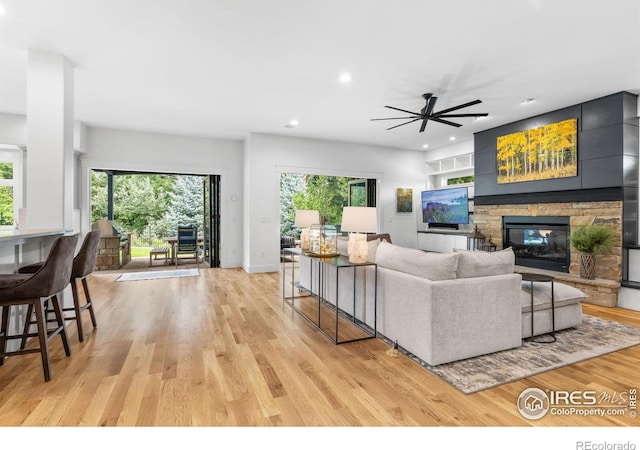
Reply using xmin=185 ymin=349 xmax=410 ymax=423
xmin=164 ymin=175 xmax=204 ymax=234
xmin=280 ymin=173 xmax=305 ymax=236
xmin=0 ymin=163 xmax=15 ymax=226
xmin=91 ymin=171 xmax=176 ymax=236
xmin=0 ymin=186 xmax=13 ymax=226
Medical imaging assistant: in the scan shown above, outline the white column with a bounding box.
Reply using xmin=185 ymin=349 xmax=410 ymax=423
xmin=26 ymin=50 xmax=74 ymax=231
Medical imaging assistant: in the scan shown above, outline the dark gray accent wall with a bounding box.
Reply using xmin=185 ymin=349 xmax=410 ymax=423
xmin=474 ymin=91 xmax=639 ymax=245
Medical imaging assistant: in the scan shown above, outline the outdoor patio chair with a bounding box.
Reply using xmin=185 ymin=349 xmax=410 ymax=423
xmin=175 ymin=226 xmax=199 ymax=269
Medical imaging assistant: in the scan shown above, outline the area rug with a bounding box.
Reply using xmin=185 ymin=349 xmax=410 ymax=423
xmin=384 ymin=315 xmax=640 ymax=394
xmin=116 ymin=268 xmax=199 ymax=282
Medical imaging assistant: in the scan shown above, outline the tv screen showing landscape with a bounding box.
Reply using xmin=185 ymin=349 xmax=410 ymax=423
xmin=421 ymin=187 xmax=469 ymax=224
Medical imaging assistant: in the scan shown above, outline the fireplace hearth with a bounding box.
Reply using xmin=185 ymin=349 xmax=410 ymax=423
xmin=503 ymin=216 xmax=570 ymax=273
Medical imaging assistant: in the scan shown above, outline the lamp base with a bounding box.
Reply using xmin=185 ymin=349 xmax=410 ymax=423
xmin=347 ymin=233 xmax=368 ymax=263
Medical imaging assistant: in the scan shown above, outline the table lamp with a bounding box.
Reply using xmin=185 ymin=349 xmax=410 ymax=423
xmin=294 ymin=209 xmax=320 ymax=253
xmin=341 ymin=206 xmax=377 ymax=263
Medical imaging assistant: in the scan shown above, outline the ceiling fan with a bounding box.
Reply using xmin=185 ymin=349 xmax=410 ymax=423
xmin=371 ymin=93 xmax=488 ymax=132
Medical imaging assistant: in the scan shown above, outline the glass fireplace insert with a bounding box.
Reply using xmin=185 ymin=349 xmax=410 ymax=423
xmin=503 ymin=216 xmax=570 ymax=273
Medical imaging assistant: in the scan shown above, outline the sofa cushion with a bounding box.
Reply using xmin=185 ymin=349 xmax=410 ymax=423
xmin=454 ymin=247 xmax=515 ymax=278
xmin=521 ymin=281 xmax=587 ymax=312
xmin=375 ymin=240 xmax=459 ymax=281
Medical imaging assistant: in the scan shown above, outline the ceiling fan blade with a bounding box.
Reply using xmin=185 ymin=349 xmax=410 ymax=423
xmin=436 ymin=113 xmax=489 ymax=118
xmin=425 ymin=96 xmax=437 ymax=116
xmin=419 ymin=117 xmax=430 ymax=132
xmin=431 ymin=117 xmax=463 ymax=127
xmin=384 ymin=106 xmax=422 ymax=116
xmin=370 ymin=116 xmax=419 ymax=121
xmin=434 ymin=99 xmax=482 ymax=115
xmin=386 ymin=118 xmax=421 ymax=130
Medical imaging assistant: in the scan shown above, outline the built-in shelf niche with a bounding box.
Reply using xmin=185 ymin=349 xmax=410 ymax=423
xmin=426 ymin=152 xmax=473 ymax=174
xmin=426 ymin=152 xmax=474 ymax=189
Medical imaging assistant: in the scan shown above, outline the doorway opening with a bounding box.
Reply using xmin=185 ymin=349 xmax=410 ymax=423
xmin=90 ymin=169 xmax=220 ymax=270
xmin=280 ymin=173 xmax=376 ymax=241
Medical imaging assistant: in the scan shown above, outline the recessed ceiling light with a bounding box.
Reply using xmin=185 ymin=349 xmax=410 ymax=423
xmin=422 ymin=144 xmax=429 ymax=149
xmin=339 ymin=73 xmax=352 ymax=83
xmin=449 ymin=136 xmax=456 ymax=141
xmin=285 ymin=119 xmax=299 ymax=128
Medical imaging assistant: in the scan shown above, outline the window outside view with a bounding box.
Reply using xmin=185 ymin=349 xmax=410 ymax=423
xmin=280 ymin=173 xmax=361 ymax=238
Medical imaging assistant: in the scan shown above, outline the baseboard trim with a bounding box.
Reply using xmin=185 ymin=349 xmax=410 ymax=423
xmin=617 ymin=287 xmax=640 ymax=311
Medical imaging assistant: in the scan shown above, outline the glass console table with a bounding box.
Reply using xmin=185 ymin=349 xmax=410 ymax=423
xmin=281 ymin=247 xmax=377 ymax=344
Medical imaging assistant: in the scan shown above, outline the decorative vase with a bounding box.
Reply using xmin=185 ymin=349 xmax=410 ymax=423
xmin=580 ymin=252 xmax=596 ymax=279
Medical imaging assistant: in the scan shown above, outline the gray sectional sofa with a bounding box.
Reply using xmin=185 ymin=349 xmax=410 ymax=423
xmin=297 ymin=239 xmax=586 ymax=366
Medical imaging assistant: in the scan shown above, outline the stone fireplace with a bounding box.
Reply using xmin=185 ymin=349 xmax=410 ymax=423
xmin=473 ymin=200 xmax=623 ymax=306
xmin=474 ymin=201 xmax=622 ymax=279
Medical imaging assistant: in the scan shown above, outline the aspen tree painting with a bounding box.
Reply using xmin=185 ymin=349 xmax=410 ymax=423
xmin=496 ymin=118 xmax=578 ymax=184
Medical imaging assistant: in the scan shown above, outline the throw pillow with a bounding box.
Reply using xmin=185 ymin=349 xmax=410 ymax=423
xmin=454 ymin=247 xmax=515 ymax=278
xmin=375 ymin=240 xmax=460 ymax=281
xmin=367 ymin=233 xmax=392 ymax=244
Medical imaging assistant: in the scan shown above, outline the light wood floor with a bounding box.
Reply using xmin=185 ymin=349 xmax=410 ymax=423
xmin=0 ymin=266 xmax=638 ymax=427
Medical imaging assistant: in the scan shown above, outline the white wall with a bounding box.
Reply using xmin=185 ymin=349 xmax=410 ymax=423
xmin=0 ymin=113 xmax=27 ymax=147
xmin=81 ymin=127 xmax=244 ymax=268
xmin=424 ymin=139 xmax=474 ymax=162
xmin=1 ymin=118 xmax=428 ymax=273
xmin=243 ymin=133 xmax=427 ymax=273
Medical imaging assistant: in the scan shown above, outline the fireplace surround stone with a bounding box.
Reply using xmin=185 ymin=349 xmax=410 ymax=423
xmin=474 ymin=200 xmax=622 ymax=306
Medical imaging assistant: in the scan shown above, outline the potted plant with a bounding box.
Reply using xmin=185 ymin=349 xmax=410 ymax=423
xmin=569 ymin=224 xmax=614 ymax=279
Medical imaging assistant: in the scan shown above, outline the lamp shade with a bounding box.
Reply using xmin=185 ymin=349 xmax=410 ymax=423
xmin=294 ymin=209 xmax=320 ymax=228
xmin=341 ymin=207 xmax=377 ymax=233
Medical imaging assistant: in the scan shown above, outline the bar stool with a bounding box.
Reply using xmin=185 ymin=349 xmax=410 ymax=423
xmin=0 ymin=234 xmax=78 ymax=382
xmin=18 ymin=230 xmax=101 ymax=342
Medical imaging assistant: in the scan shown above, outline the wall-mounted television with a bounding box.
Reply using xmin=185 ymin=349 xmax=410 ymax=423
xmin=421 ymin=186 xmax=469 ymax=226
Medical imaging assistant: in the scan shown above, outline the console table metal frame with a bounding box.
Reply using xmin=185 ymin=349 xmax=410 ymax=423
xmin=281 ymin=247 xmax=377 ymax=345
xmin=522 ymin=272 xmax=556 ymax=343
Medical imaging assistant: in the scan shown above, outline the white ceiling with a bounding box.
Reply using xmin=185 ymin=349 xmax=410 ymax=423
xmin=1 ymin=0 xmax=639 ymax=152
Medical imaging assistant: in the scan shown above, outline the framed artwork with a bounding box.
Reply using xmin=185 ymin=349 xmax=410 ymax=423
xmin=396 ymin=188 xmax=413 ymax=213
xmin=496 ymin=118 xmax=578 ymax=184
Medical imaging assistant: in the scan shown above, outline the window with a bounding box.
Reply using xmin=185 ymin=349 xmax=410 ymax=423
xmin=348 ymin=179 xmax=367 ymax=206
xmin=0 ymin=147 xmax=23 ymax=229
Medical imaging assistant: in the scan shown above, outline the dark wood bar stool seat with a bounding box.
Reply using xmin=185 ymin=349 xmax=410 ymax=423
xmin=0 ymin=234 xmax=78 ymax=382
xmin=18 ymin=231 xmax=101 ymax=343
